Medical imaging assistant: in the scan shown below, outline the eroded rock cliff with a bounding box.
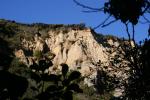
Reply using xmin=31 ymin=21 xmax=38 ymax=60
xmin=14 ymin=27 xmax=130 ymax=97
xmin=0 ymin=19 xmax=130 ymax=97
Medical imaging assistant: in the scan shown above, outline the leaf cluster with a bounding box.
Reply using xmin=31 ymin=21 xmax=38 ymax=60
xmin=29 ymin=61 xmax=82 ymax=100
xmin=104 ymin=0 xmax=149 ymax=25
xmin=123 ymin=39 xmax=150 ymax=99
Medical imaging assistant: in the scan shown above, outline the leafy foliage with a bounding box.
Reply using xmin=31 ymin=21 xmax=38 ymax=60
xmin=0 ymin=38 xmax=29 ymax=100
xmin=33 ymin=50 xmax=43 ymax=60
xmin=3 ymin=57 xmax=83 ymax=100
xmin=31 ymin=63 xmax=83 ymax=100
xmin=123 ymin=38 xmax=150 ymax=100
xmin=74 ymin=0 xmax=149 ymax=42
xmin=104 ymin=0 xmax=149 ymax=25
xmin=0 ymin=37 xmax=13 ymax=69
xmin=95 ymin=70 xmax=115 ymax=94
xmin=0 ymin=70 xmax=28 ymax=100
xmin=74 ymin=0 xmax=150 ymax=26
xmin=0 ymin=19 xmax=18 ymax=37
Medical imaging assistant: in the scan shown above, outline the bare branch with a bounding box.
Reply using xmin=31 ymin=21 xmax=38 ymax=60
xmin=102 ymin=19 xmax=118 ymax=27
xmin=93 ymin=15 xmax=111 ymax=29
xmin=143 ymin=15 xmax=150 ymax=23
xmin=148 ymin=25 xmax=150 ymax=37
xmin=141 ymin=0 xmax=150 ymax=14
xmin=132 ymin=24 xmax=134 ymax=41
xmin=147 ymin=8 xmax=150 ymax=13
xmin=132 ymin=24 xmax=136 ymax=45
xmin=139 ymin=20 xmax=149 ymax=24
xmin=125 ymin=23 xmax=131 ymax=41
xmin=82 ymin=10 xmax=102 ymax=13
xmin=73 ymin=0 xmax=103 ymax=11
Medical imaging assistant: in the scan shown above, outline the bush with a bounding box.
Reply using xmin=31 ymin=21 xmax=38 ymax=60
xmin=9 ymin=58 xmax=31 ymax=78
xmin=33 ymin=50 xmax=42 ymax=59
xmin=28 ymin=62 xmax=83 ymax=100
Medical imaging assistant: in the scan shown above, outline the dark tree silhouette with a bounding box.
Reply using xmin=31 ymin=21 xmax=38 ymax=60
xmin=0 ymin=71 xmax=28 ymax=100
xmin=29 ymin=62 xmax=83 ymax=100
xmin=0 ymin=37 xmax=13 ymax=70
xmin=74 ymin=0 xmax=150 ymax=41
xmin=122 ymin=38 xmax=150 ymax=100
xmin=0 ymin=38 xmax=28 ymax=100
xmin=73 ymin=0 xmax=150 ymax=25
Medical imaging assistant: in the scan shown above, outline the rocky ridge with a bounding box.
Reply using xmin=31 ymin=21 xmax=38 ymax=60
xmin=14 ymin=27 xmax=130 ymax=97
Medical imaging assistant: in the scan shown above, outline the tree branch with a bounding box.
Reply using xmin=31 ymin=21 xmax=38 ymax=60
xmin=82 ymin=10 xmax=102 ymax=13
xmin=139 ymin=20 xmax=149 ymax=24
xmin=143 ymin=15 xmax=150 ymax=23
xmin=73 ymin=0 xmax=103 ymax=11
xmin=125 ymin=23 xmax=131 ymax=41
xmin=132 ymin=24 xmax=136 ymax=45
xmin=142 ymin=0 xmax=150 ymax=14
xmin=93 ymin=15 xmax=111 ymax=29
xmin=101 ymin=19 xmax=118 ymax=27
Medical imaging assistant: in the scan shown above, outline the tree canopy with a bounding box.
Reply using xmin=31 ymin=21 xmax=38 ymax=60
xmin=74 ymin=0 xmax=150 ymax=41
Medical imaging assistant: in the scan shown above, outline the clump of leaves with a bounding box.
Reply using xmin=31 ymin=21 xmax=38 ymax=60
xmin=95 ymin=70 xmax=116 ymax=95
xmin=123 ymin=39 xmax=150 ymax=100
xmin=36 ymin=64 xmax=83 ymax=100
xmin=33 ymin=50 xmax=42 ymax=60
xmin=28 ymin=60 xmax=82 ymax=100
xmin=104 ymin=0 xmax=149 ymax=25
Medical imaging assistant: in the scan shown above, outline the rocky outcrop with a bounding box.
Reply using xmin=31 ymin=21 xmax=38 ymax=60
xmin=46 ymin=29 xmax=108 ymax=68
xmin=14 ymin=28 xmax=130 ymax=97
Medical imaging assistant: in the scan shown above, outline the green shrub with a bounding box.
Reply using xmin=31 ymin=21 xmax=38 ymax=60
xmin=9 ymin=58 xmax=31 ymax=78
xmin=28 ymin=62 xmax=83 ymax=100
xmin=33 ymin=50 xmax=42 ymax=59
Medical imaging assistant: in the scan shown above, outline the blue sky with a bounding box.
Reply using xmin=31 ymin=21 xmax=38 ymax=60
xmin=0 ymin=0 xmax=149 ymax=42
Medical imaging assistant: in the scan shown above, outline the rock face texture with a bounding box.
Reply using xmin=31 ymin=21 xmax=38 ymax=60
xmin=46 ymin=29 xmax=108 ymax=71
xmin=17 ymin=29 xmax=111 ymax=73
xmin=10 ymin=23 xmax=129 ymax=97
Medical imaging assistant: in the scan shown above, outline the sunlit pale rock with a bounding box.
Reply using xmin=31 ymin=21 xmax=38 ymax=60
xmin=15 ymin=28 xmax=130 ymax=98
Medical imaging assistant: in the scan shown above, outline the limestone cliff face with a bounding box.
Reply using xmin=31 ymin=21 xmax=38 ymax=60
xmin=45 ymin=29 xmax=108 ymax=71
xmin=0 ymin=20 xmax=132 ymax=97
xmin=14 ymin=27 xmax=129 ymax=97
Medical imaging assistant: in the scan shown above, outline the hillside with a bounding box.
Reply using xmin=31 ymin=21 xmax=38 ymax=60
xmin=0 ymin=19 xmax=131 ymax=99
